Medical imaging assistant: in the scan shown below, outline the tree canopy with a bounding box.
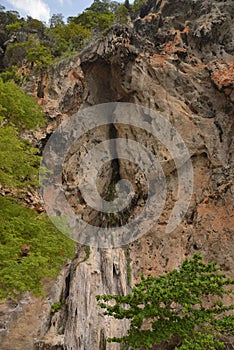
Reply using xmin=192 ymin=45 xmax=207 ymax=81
xmin=0 ymin=196 xmax=75 ymax=300
xmin=0 ymin=77 xmax=45 ymax=187
xmin=0 ymin=77 xmax=44 ymax=129
xmin=115 ymin=4 xmax=129 ymax=25
xmin=0 ymin=0 xmax=150 ymax=73
xmin=97 ymin=254 xmax=234 ymax=349
xmin=0 ymin=0 xmax=149 ymax=302
xmin=0 ymin=57 xmax=75 ymax=301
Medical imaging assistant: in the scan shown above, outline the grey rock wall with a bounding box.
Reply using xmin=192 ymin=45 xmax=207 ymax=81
xmin=1 ymin=0 xmax=233 ymax=349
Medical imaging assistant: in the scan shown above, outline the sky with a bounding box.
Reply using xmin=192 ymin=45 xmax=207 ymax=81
xmin=0 ymin=0 xmax=103 ymax=23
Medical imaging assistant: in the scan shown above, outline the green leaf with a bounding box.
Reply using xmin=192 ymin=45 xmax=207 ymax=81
xmin=97 ymin=254 xmax=234 ymax=349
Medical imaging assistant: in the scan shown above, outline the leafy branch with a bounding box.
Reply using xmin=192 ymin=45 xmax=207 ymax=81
xmin=97 ymin=254 xmax=234 ymax=349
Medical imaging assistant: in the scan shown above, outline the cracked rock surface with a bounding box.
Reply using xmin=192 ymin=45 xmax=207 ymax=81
xmin=0 ymin=0 xmax=233 ymax=349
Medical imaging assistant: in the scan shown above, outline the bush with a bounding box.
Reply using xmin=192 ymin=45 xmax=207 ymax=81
xmin=51 ymin=301 xmax=62 ymax=313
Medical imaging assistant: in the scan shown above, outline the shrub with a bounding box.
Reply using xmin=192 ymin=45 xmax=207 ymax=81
xmin=51 ymin=301 xmax=62 ymax=314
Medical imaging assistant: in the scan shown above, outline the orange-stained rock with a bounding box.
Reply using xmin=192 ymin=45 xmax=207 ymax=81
xmin=1 ymin=0 xmax=233 ymax=349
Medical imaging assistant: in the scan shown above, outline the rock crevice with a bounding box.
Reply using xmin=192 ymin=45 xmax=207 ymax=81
xmin=1 ymin=0 xmax=233 ymax=349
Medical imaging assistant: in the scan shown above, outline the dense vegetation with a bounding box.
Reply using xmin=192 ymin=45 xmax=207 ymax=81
xmin=0 ymin=5 xmax=233 ymax=350
xmin=97 ymin=254 xmax=234 ymax=349
xmin=0 ymin=5 xmax=78 ymax=298
xmin=0 ymin=75 xmax=75 ymax=300
xmin=0 ymin=0 xmax=147 ymax=299
xmin=0 ymin=0 xmax=146 ymax=74
xmin=0 ymin=196 xmax=75 ymax=300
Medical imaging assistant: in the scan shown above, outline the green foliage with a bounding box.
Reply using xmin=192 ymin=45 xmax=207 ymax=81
xmin=6 ymin=36 xmax=53 ymax=68
xmin=88 ymin=0 xmax=112 ymax=14
xmin=97 ymin=254 xmax=234 ymax=349
xmin=69 ymin=0 xmax=118 ymax=33
xmin=0 ymin=38 xmax=75 ymax=301
xmin=26 ymin=40 xmax=53 ymax=67
xmin=6 ymin=21 xmax=22 ymax=33
xmin=109 ymin=1 xmax=121 ymax=14
xmin=5 ymin=42 xmax=27 ymax=67
xmin=0 ymin=77 xmax=44 ymax=129
xmin=0 ymin=66 xmax=21 ymax=83
xmin=0 ymin=8 xmax=20 ymax=26
xmin=0 ymin=196 xmax=75 ymax=300
xmin=71 ymin=9 xmax=114 ymax=32
xmin=50 ymin=13 xmax=64 ymax=28
xmin=24 ymin=17 xmax=45 ymax=32
xmin=0 ymin=122 xmax=39 ymax=187
xmin=46 ymin=22 xmax=91 ymax=56
xmin=85 ymin=245 xmax=91 ymax=260
xmin=0 ymin=0 xmax=130 ymax=71
xmin=115 ymin=4 xmax=129 ymax=25
xmin=0 ymin=77 xmax=44 ymax=187
xmin=51 ymin=301 xmax=62 ymax=313
xmin=132 ymin=0 xmax=146 ymax=13
xmin=124 ymin=0 xmax=131 ymax=10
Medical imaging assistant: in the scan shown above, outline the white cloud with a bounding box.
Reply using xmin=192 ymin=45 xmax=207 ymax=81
xmin=58 ymin=0 xmax=71 ymax=5
xmin=7 ymin=0 xmax=51 ymax=23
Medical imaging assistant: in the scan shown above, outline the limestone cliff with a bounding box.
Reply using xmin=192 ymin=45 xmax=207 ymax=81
xmin=0 ymin=0 xmax=233 ymax=349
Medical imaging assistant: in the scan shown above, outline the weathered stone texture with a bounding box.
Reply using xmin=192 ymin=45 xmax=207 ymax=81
xmin=1 ymin=0 xmax=233 ymax=349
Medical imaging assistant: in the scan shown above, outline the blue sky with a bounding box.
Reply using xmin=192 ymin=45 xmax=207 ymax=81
xmin=0 ymin=0 xmax=117 ymax=23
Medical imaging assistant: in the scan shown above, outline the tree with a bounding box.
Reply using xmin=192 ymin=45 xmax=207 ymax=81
xmin=0 ymin=8 xmax=76 ymax=303
xmin=88 ymin=0 xmax=111 ymax=14
xmin=124 ymin=0 xmax=130 ymax=10
xmin=109 ymin=1 xmax=121 ymax=14
xmin=46 ymin=21 xmax=91 ymax=56
xmin=25 ymin=17 xmax=45 ymax=33
xmin=5 ymin=36 xmax=53 ymax=69
xmin=71 ymin=9 xmax=114 ymax=32
xmin=0 ymin=77 xmax=44 ymax=129
xmin=0 ymin=8 xmax=20 ymax=26
xmin=6 ymin=21 xmax=22 ymax=33
xmin=0 ymin=121 xmax=40 ymax=187
xmin=115 ymin=4 xmax=129 ymax=25
xmin=0 ymin=195 xmax=75 ymax=300
xmin=70 ymin=0 xmax=116 ymax=32
xmin=0 ymin=77 xmax=44 ymax=187
xmin=50 ymin=13 xmax=64 ymax=28
xmin=4 ymin=42 xmax=27 ymax=68
xmin=26 ymin=41 xmax=53 ymax=67
xmin=97 ymin=254 xmax=234 ymax=349
xmin=132 ymin=0 xmax=146 ymax=13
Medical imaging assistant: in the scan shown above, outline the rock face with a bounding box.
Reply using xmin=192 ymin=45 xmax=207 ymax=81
xmin=23 ymin=56 xmax=86 ymax=145
xmin=34 ymin=247 xmax=130 ymax=350
xmin=1 ymin=0 xmax=233 ymax=349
